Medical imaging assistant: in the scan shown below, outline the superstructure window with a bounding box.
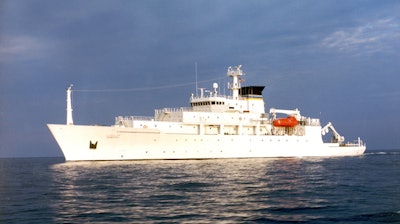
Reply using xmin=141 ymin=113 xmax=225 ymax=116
xmin=192 ymin=101 xmax=224 ymax=106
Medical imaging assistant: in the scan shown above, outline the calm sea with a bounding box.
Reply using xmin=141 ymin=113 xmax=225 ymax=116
xmin=0 ymin=150 xmax=399 ymax=223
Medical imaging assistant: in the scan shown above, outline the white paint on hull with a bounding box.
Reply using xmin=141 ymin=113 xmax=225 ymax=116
xmin=48 ymin=124 xmax=366 ymax=161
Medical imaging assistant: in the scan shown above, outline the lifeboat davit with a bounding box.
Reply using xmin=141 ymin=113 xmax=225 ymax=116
xmin=273 ymin=116 xmax=298 ymax=127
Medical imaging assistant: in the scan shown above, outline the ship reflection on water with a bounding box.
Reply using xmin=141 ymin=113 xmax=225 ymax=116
xmin=50 ymin=157 xmax=337 ymax=222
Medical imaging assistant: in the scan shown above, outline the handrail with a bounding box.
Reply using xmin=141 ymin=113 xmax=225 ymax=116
xmin=115 ymin=116 xmax=153 ymax=122
xmin=155 ymin=107 xmax=193 ymax=114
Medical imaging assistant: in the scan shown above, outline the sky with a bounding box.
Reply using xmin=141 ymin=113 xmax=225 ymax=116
xmin=1 ymin=0 xmax=400 ymax=157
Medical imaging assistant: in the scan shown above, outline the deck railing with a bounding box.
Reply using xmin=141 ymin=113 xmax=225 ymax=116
xmin=154 ymin=107 xmax=193 ymax=117
xmin=115 ymin=113 xmax=321 ymax=127
xmin=115 ymin=116 xmax=153 ymax=123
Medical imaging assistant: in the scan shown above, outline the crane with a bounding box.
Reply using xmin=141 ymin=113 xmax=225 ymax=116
xmin=321 ymin=122 xmax=345 ymax=143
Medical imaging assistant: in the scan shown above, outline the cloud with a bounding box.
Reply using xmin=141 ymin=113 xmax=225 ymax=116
xmin=369 ymin=90 xmax=400 ymax=100
xmin=321 ymin=18 xmax=400 ymax=54
xmin=0 ymin=35 xmax=48 ymax=62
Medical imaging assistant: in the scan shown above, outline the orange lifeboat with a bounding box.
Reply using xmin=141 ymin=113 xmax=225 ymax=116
xmin=273 ymin=116 xmax=298 ymax=127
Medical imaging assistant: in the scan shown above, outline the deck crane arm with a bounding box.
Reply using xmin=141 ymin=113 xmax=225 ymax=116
xmin=321 ymin=122 xmax=345 ymax=143
xmin=269 ymin=108 xmax=301 ymax=120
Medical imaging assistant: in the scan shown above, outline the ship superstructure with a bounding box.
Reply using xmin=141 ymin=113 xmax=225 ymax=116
xmin=48 ymin=65 xmax=366 ymax=161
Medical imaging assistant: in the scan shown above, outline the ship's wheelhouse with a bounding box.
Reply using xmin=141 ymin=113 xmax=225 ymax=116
xmin=239 ymin=86 xmax=265 ymax=98
xmin=190 ymin=101 xmax=225 ymax=107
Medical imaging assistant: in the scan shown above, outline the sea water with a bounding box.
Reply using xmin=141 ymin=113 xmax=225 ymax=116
xmin=0 ymin=150 xmax=399 ymax=223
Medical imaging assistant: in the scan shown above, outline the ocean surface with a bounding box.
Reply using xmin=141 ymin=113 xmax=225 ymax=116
xmin=1 ymin=150 xmax=399 ymax=223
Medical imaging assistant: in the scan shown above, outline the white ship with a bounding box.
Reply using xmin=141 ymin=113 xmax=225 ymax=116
xmin=48 ymin=65 xmax=366 ymax=161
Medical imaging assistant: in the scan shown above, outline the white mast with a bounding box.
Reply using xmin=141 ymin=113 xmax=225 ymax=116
xmin=195 ymin=62 xmax=198 ymax=97
xmin=227 ymin=65 xmax=243 ymax=100
xmin=66 ymin=84 xmax=74 ymax=125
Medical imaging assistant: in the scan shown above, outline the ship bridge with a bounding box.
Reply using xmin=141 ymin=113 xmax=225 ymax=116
xmin=189 ymin=86 xmax=265 ymax=113
xmin=189 ymin=66 xmax=266 ymax=114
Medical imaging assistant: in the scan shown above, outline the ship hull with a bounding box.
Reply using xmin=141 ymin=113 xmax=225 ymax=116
xmin=48 ymin=124 xmax=366 ymax=161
